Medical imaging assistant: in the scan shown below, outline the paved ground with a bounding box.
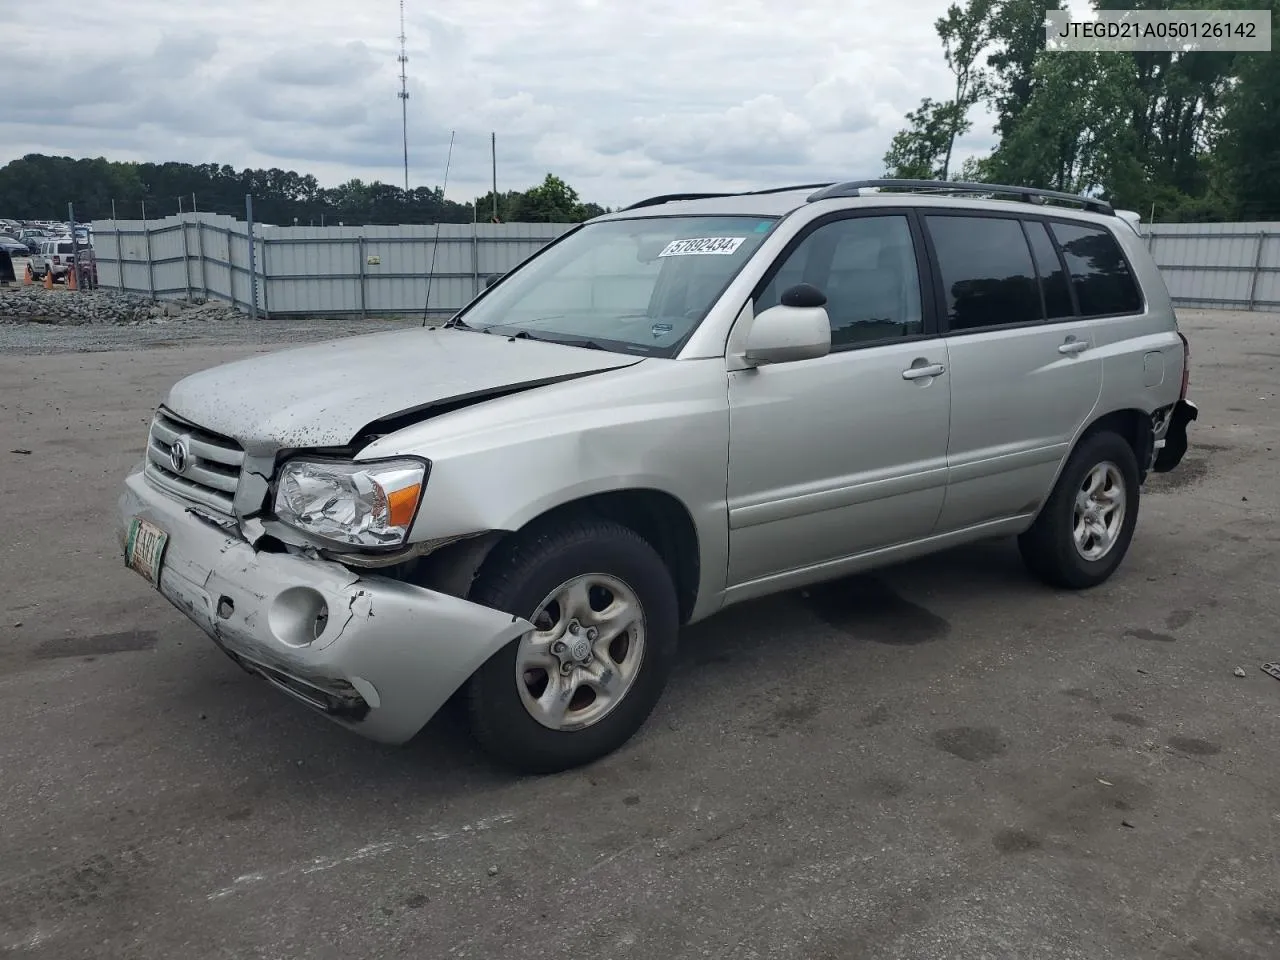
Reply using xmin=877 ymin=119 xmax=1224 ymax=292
xmin=1 ymin=309 xmax=1278 ymax=960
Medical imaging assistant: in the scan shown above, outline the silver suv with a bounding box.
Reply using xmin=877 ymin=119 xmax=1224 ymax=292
xmin=117 ymin=179 xmax=1197 ymax=773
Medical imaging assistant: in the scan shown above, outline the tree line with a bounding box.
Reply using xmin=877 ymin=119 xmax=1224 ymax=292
xmin=883 ymin=0 xmax=1280 ymax=221
xmin=0 ymin=155 xmax=609 ymax=226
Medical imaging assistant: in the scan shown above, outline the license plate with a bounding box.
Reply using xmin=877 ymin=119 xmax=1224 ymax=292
xmin=125 ymin=517 xmax=169 ymax=586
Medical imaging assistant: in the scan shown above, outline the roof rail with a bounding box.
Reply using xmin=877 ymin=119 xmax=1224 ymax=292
xmin=740 ymin=182 xmax=837 ymax=196
xmin=806 ymin=179 xmax=1115 ymax=215
xmin=622 ymin=183 xmax=838 ymax=211
xmin=622 ymin=192 xmax=737 ymax=211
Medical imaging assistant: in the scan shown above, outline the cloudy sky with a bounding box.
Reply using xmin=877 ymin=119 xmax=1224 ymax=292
xmin=0 ymin=0 xmax=1070 ymax=209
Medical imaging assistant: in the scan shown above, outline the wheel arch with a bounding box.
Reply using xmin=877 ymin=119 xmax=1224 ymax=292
xmin=408 ymin=487 xmax=703 ymax=625
xmin=1028 ymin=407 xmax=1154 ymax=526
xmin=1077 ymin=408 xmax=1154 ymax=481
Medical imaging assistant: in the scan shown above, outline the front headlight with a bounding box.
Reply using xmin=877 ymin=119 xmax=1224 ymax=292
xmin=273 ymin=457 xmax=428 ymax=548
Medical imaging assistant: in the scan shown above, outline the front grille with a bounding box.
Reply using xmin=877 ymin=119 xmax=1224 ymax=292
xmin=145 ymin=407 xmax=244 ymax=515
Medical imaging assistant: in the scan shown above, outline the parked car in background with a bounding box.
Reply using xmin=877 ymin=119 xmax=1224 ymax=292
xmin=116 ymin=177 xmax=1197 ymax=773
xmin=0 ymin=235 xmax=30 ymax=258
xmin=17 ymin=229 xmax=48 ymax=254
xmin=74 ymin=248 xmax=98 ymax=286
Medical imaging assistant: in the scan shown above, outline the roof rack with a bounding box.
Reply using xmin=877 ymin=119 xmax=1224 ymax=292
xmin=622 ymin=192 xmax=737 ymax=211
xmin=622 ymin=183 xmax=838 ymax=211
xmin=806 ymin=179 xmax=1115 ymax=216
xmin=741 ymin=182 xmax=837 ymax=196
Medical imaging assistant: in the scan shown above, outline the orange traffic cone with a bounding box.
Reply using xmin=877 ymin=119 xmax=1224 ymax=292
xmin=67 ymin=266 xmax=78 ymax=291
xmin=43 ymin=269 xmax=54 ymax=290
xmin=22 ymin=263 xmax=32 ymax=285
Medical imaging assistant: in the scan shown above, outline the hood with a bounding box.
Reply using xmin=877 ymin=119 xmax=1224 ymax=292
xmin=163 ymin=327 xmax=643 ymax=455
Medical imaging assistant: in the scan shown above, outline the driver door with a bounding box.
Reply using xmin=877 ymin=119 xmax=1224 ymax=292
xmin=725 ymin=211 xmax=952 ymax=590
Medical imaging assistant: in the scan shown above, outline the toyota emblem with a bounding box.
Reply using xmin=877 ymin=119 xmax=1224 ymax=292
xmin=170 ymin=436 xmax=190 ymax=473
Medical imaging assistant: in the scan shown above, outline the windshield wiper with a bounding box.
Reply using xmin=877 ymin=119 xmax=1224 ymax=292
xmin=503 ymin=329 xmax=606 ymax=351
xmin=553 ymin=337 xmax=607 ymax=351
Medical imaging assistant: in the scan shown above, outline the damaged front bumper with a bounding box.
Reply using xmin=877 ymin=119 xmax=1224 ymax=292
xmin=118 ymin=464 xmax=533 ymax=744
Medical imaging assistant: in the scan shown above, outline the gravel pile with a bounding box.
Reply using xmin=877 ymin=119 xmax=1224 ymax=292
xmin=0 ymin=286 xmax=245 ymax=326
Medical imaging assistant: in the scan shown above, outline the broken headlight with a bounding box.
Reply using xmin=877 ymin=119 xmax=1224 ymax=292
xmin=273 ymin=457 xmax=427 ymax=548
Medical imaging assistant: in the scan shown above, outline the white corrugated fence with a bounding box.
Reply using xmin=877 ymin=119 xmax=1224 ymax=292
xmin=1142 ymin=222 xmax=1279 ymax=313
xmin=90 ymin=212 xmax=575 ymax=318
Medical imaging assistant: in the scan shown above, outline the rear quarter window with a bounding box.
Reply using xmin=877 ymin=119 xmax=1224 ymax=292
xmin=1048 ymin=222 xmax=1143 ymax=317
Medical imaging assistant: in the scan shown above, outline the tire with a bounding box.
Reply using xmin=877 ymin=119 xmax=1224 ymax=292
xmin=1018 ymin=430 xmax=1141 ymax=590
xmin=465 ymin=517 xmax=679 ymax=774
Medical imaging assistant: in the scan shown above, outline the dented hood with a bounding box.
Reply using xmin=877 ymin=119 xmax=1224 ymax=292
xmin=163 ymin=326 xmax=642 ymax=455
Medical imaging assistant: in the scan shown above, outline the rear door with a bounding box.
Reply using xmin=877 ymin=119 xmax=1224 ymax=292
xmin=922 ymin=212 xmax=1104 ymax=533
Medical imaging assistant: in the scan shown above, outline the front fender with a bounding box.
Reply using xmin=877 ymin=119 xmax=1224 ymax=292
xmin=357 ymin=359 xmax=733 ymax=620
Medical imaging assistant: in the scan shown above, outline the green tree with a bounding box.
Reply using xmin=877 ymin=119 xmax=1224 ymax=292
xmin=984 ymin=51 xmax=1140 ymax=196
xmin=882 ymin=98 xmax=958 ymax=178
xmin=510 ymin=173 xmax=582 ymax=222
xmin=0 ymin=155 xmax=608 ymax=225
xmin=883 ymin=0 xmax=995 ymax=181
xmin=985 ymin=0 xmax=1066 ymax=138
xmin=1217 ymin=19 xmax=1280 ymax=219
xmin=936 ymin=0 xmax=997 ymax=179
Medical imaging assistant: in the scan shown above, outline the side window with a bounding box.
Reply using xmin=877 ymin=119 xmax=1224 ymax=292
xmin=756 ymin=216 xmax=923 ymax=348
xmin=925 ymin=215 xmax=1041 ymax=331
xmin=1023 ymin=220 xmax=1074 ymax=319
xmin=1049 ymin=221 xmax=1143 ymax=317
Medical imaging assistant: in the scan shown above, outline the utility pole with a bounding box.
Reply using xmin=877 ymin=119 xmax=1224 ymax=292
xmin=398 ymin=0 xmax=410 ymax=192
xmin=491 ymin=132 xmax=498 ymax=223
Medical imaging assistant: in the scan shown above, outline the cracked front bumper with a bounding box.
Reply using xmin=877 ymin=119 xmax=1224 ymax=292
xmin=118 ymin=464 xmax=533 ymax=744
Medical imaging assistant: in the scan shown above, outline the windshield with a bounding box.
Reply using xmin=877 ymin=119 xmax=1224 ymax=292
xmin=453 ymin=215 xmax=778 ymax=356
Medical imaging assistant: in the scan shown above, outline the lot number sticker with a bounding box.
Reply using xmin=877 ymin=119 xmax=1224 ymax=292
xmin=658 ymin=237 xmax=746 ymax=257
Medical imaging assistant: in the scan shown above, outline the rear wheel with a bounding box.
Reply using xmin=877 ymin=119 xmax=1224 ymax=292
xmin=465 ymin=517 xmax=679 ymax=774
xmin=1018 ymin=430 xmax=1141 ymax=589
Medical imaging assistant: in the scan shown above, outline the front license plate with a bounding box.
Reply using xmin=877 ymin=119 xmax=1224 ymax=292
xmin=125 ymin=517 xmax=169 ymax=586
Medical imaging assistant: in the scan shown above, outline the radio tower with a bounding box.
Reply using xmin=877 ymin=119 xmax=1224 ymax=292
xmin=397 ymin=0 xmax=410 ymax=191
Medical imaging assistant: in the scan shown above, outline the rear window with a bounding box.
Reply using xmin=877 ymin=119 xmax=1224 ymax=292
xmin=1048 ymin=222 xmax=1143 ymax=317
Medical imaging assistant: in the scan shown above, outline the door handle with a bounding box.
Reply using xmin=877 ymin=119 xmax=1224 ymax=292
xmin=1058 ymin=338 xmax=1090 ymax=355
xmin=902 ymin=362 xmax=946 ymax=380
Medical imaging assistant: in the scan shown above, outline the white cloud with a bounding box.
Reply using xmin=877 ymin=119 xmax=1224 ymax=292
xmin=0 ymin=0 xmax=1001 ymax=208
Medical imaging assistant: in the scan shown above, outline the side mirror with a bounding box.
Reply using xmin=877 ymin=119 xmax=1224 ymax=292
xmin=743 ymin=283 xmax=831 ymax=366
xmin=484 ymin=273 xmax=503 ymax=289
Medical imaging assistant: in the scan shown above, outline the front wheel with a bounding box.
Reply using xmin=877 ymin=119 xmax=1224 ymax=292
xmin=465 ymin=518 xmax=679 ymax=774
xmin=1018 ymin=430 xmax=1141 ymax=590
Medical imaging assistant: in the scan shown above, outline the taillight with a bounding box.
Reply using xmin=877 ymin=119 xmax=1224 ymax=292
xmin=1177 ymin=332 xmax=1190 ymax=400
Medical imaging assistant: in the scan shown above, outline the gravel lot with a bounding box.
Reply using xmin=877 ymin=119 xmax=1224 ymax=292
xmin=1 ymin=309 xmax=1278 ymax=959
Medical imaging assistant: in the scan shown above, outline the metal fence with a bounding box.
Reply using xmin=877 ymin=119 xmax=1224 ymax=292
xmin=1143 ymin=222 xmax=1279 ymax=313
xmin=89 ymin=211 xmax=575 ymax=318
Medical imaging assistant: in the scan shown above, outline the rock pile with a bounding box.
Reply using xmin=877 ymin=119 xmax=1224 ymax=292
xmin=0 ymin=286 xmax=246 ymax=326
